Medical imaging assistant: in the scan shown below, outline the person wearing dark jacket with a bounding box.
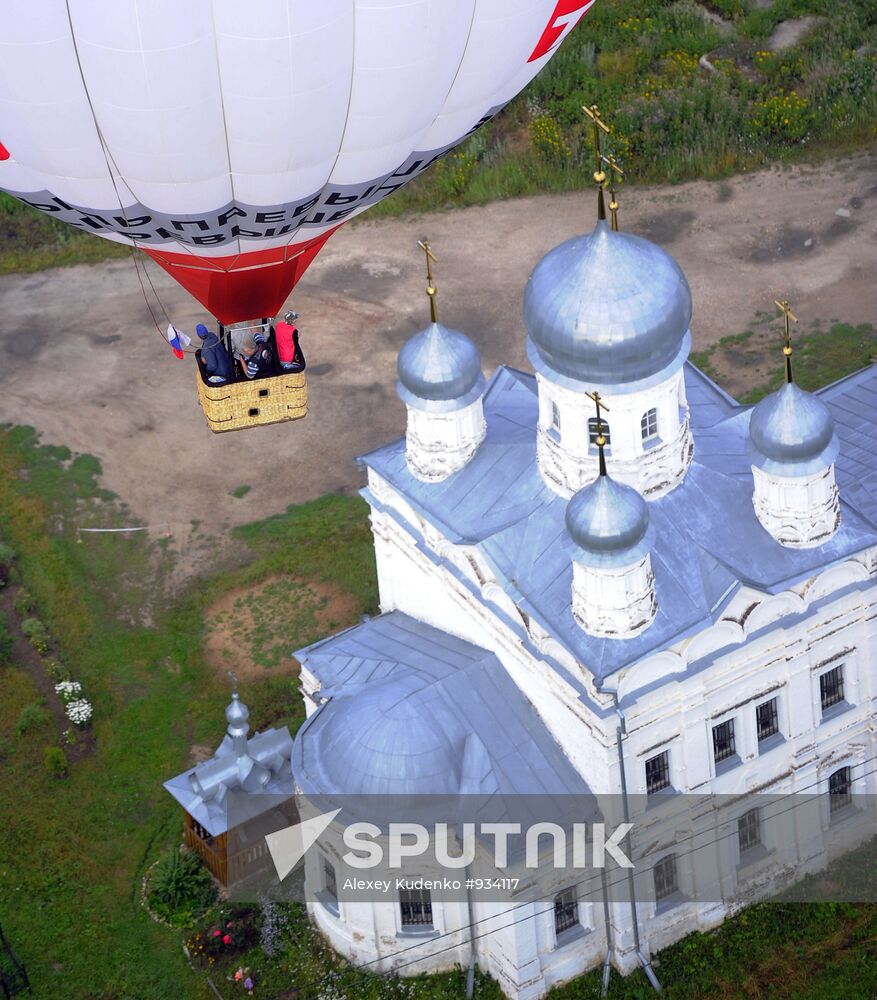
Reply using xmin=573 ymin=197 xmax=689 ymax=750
xmin=196 ymin=323 xmax=234 ymax=382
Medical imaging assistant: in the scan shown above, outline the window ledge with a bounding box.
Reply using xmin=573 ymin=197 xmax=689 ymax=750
xmin=655 ymin=891 xmax=687 ymax=915
xmin=554 ymin=923 xmax=588 ymax=950
xmin=645 ymin=786 xmax=679 ymax=811
xmin=316 ymin=891 xmax=340 ymax=918
xmin=547 ymin=427 xmax=560 ymax=443
xmin=821 ymin=700 xmax=853 ymax=724
xmin=829 ymin=803 xmax=860 ymax=827
xmin=642 ymin=436 xmax=662 ymax=452
xmin=396 ymin=926 xmax=439 ymax=940
xmin=757 ymin=733 xmax=785 ymax=756
xmin=737 ymin=844 xmax=773 ymax=871
xmin=714 ymin=753 xmax=742 ymax=777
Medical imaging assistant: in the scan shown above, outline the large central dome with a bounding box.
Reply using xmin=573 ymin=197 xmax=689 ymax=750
xmin=524 ymin=220 xmax=692 ymax=385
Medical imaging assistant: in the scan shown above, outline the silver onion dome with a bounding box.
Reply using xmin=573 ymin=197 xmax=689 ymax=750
xmin=565 ymin=474 xmax=651 ymax=569
xmin=524 ymin=220 xmax=692 ymax=385
xmin=297 ymin=677 xmax=465 ymax=797
xmin=397 ymin=322 xmax=485 ymax=413
xmin=749 ymin=381 xmax=839 ymax=476
xmin=225 ymin=692 xmax=250 ymax=739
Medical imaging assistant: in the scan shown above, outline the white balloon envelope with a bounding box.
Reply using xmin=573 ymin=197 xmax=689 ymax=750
xmin=0 ymin=0 xmax=596 ymax=322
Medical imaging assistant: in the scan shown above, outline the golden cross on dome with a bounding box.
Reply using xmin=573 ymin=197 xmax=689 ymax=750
xmin=601 ymin=153 xmax=625 ymax=231
xmin=418 ymin=238 xmax=439 ymax=323
xmin=774 ymin=298 xmax=798 ymax=383
xmin=585 ymin=390 xmax=611 ymax=476
xmin=583 ymin=104 xmax=612 ymax=222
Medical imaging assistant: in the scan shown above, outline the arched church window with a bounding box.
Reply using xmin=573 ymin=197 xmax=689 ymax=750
xmin=588 ymin=417 xmax=610 ymax=446
xmin=641 ymin=408 xmax=659 ymax=442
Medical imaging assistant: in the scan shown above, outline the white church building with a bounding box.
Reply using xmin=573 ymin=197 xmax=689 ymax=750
xmin=288 ymin=210 xmax=877 ymax=997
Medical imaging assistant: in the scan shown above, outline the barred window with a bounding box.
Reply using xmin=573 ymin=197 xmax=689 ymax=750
xmin=712 ymin=719 xmax=736 ymax=764
xmin=653 ymin=855 xmax=678 ymax=902
xmin=641 ymin=408 xmax=658 ymax=441
xmin=553 ymin=887 xmax=579 ymax=936
xmin=645 ymin=751 xmax=671 ymax=795
xmin=550 ymin=402 xmax=561 ymax=432
xmin=738 ymin=809 xmax=761 ymax=855
xmin=400 ymin=886 xmax=433 ymax=927
xmin=829 ymin=767 xmax=852 ymax=814
xmin=756 ymin=698 xmax=779 ymax=742
xmin=323 ymin=857 xmax=337 ymax=903
xmin=820 ymin=666 xmax=845 ymax=712
xmin=588 ymin=417 xmax=610 ymax=446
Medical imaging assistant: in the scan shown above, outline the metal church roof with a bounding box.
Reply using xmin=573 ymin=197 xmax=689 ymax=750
xmin=294 ymin=612 xmax=590 ymax=804
xmin=360 ymin=362 xmax=877 ymax=688
xmin=397 ymin=321 xmax=485 ymax=412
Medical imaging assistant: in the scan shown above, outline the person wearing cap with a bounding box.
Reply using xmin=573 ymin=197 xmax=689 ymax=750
xmin=234 ymin=328 xmax=273 ymax=379
xmin=195 ymin=322 xmax=233 ymax=382
xmin=275 ymin=311 xmax=305 ymax=372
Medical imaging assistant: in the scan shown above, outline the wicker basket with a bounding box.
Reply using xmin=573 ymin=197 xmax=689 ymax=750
xmin=196 ymin=370 xmax=308 ymax=433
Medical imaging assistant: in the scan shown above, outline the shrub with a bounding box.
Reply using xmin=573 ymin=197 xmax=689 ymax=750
xmin=148 ymin=848 xmax=218 ymax=927
xmin=749 ymin=90 xmax=814 ymax=143
xmin=15 ymin=702 xmax=49 ymax=736
xmin=0 ymin=615 xmax=13 ymax=663
xmin=46 ymin=659 xmax=70 ymax=683
xmin=0 ymin=543 xmax=15 ymax=584
xmin=20 ymin=617 xmax=51 ymax=654
xmin=43 ymin=745 xmax=68 ymax=778
xmin=13 ymin=589 xmax=33 ymax=616
xmin=528 ymin=115 xmax=571 ymax=162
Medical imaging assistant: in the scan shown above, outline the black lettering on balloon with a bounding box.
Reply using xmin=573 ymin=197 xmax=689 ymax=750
xmin=114 ymin=215 xmax=152 ymax=228
xmin=52 ymin=196 xmax=75 ymax=210
xmin=191 ymin=234 xmax=226 ymax=246
xmin=230 ymin=226 xmax=262 ymax=238
xmin=390 ymin=159 xmax=423 ymax=178
xmin=217 ymin=206 xmax=248 ymax=226
xmin=292 ymin=196 xmax=319 ymax=218
xmin=255 ymin=210 xmax=286 ymax=224
xmin=325 ymin=191 xmax=359 ymax=206
xmin=23 ymin=200 xmax=61 ymax=212
xmin=328 ymin=207 xmax=356 ymax=222
xmin=172 ymin=218 xmax=210 ymax=231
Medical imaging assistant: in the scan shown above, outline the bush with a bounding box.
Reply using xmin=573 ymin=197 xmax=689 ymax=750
xmin=15 ymin=702 xmax=49 ymax=736
xmin=148 ymin=848 xmax=218 ymax=927
xmin=0 ymin=615 xmax=14 ymax=663
xmin=43 ymin=745 xmax=68 ymax=778
xmin=20 ymin=617 xmax=51 ymax=654
xmin=45 ymin=659 xmax=70 ymax=683
xmin=13 ymin=589 xmax=33 ymax=616
xmin=0 ymin=543 xmax=15 ymax=585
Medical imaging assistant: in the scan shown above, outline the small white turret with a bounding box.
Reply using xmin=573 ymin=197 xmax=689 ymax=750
xmin=748 ymin=302 xmax=840 ymax=548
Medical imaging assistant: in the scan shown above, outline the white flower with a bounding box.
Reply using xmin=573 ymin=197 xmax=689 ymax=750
xmin=54 ymin=680 xmax=82 ymax=702
xmin=65 ymin=698 xmax=92 ymax=725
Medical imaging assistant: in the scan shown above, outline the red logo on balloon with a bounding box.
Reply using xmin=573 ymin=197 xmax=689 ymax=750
xmin=528 ymin=0 xmax=596 ymax=63
xmin=0 ymin=140 xmax=10 ymax=161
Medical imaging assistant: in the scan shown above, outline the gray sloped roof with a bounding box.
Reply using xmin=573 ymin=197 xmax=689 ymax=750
xmin=293 ymin=613 xmax=590 ymax=806
xmin=360 ymin=362 xmax=877 ymax=688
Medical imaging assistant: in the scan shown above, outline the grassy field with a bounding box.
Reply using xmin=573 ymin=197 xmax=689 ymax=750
xmin=1 ymin=0 xmax=875 ymax=273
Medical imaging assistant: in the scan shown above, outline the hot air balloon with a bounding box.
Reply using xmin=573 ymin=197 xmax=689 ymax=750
xmin=0 ymin=0 xmax=596 ymax=431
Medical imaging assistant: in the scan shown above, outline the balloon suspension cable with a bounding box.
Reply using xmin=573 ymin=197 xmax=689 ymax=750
xmin=582 ymin=104 xmax=611 ymax=224
xmin=775 ymin=298 xmax=798 ymax=384
xmin=418 ymin=238 xmax=439 ymax=324
xmin=585 ymin=390 xmax=610 ymax=477
xmin=601 ymin=154 xmax=624 ymax=232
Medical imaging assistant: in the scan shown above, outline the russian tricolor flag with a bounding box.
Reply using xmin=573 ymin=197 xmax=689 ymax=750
xmin=166 ymin=324 xmax=190 ymax=359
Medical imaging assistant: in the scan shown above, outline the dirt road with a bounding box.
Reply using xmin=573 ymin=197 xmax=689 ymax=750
xmin=0 ymin=154 xmax=874 ymax=568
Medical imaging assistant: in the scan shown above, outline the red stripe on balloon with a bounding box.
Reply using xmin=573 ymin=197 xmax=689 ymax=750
xmin=527 ymin=0 xmax=595 ymax=63
xmin=0 ymin=141 xmax=10 ymax=161
xmin=143 ymin=227 xmax=341 ymax=325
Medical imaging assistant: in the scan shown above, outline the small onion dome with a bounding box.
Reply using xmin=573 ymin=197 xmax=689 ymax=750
xmin=749 ymin=381 xmax=839 ymax=476
xmin=297 ymin=676 xmax=464 ymax=797
xmin=524 ymin=220 xmax=692 ymax=386
xmin=397 ymin=322 xmax=485 ymax=413
xmin=225 ymin=692 xmax=250 ymax=738
xmin=565 ymin=474 xmax=651 ymax=569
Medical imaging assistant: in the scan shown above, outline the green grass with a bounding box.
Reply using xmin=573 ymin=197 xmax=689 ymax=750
xmin=230 ymin=484 xmax=252 ymax=499
xmin=692 ymin=321 xmax=877 ymax=402
xmin=0 ymin=426 xmax=377 ymax=1000
xmin=2 ymin=1 xmax=876 ymax=272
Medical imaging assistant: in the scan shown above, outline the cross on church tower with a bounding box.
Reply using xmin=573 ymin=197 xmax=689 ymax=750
xmin=418 ymin=238 xmax=439 ymax=323
xmin=582 ymin=104 xmax=611 ymax=222
xmin=774 ymin=298 xmax=798 ymax=383
xmin=601 ymin=153 xmax=624 ymax=232
xmin=585 ymin=389 xmax=610 ymax=477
